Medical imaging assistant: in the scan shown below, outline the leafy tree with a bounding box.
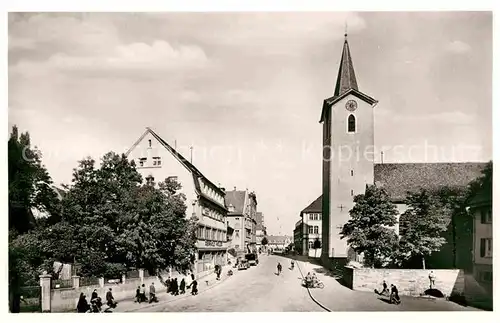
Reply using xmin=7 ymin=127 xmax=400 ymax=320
xmin=398 ymin=189 xmax=451 ymax=269
xmin=8 ymin=125 xmax=61 ymax=233
xmin=313 ymin=238 xmax=321 ymax=258
xmin=60 ymin=152 xmax=197 ymax=276
xmin=341 ymin=184 xmax=399 ymax=268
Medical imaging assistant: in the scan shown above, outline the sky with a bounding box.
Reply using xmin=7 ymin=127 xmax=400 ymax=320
xmin=8 ymin=12 xmax=492 ymax=236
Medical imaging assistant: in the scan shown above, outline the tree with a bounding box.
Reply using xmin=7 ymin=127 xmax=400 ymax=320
xmin=313 ymin=238 xmax=321 ymax=258
xmin=398 ymin=189 xmax=450 ymax=269
xmin=341 ymin=184 xmax=399 ymax=268
xmin=60 ymin=152 xmax=197 ymax=276
xmin=8 ymin=125 xmax=61 ymax=233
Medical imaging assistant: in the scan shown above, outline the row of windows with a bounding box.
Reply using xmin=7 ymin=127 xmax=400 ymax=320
xmin=308 ymin=225 xmax=319 ymax=234
xmin=196 ymin=225 xmax=227 ymax=242
xmin=203 ymin=207 xmax=224 ymax=222
xmin=480 ymin=238 xmax=492 ymax=258
xmin=308 ymin=213 xmax=321 ymax=221
xmin=138 ymin=156 xmax=162 ymax=167
xmin=200 ymin=181 xmax=224 ymax=205
xmin=308 ymin=240 xmax=321 ymax=249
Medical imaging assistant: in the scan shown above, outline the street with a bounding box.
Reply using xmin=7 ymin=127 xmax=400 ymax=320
xmin=118 ymin=255 xmax=480 ymax=312
xmin=128 ymin=255 xmax=323 ymax=312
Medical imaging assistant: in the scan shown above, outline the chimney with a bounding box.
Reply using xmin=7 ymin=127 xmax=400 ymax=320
xmin=220 ymin=187 xmax=225 ymax=192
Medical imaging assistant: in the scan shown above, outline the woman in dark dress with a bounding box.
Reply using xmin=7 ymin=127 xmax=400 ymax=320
xmin=180 ymin=278 xmax=186 ymax=294
xmin=191 ymin=279 xmax=198 ymax=295
xmin=77 ymin=293 xmax=89 ymax=313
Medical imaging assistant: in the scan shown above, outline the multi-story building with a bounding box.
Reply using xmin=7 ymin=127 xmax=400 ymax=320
xmin=298 ymin=196 xmax=322 ymax=258
xmin=256 ymin=212 xmax=267 ymax=251
xmin=224 ymin=188 xmax=258 ymax=254
xmin=469 ymin=190 xmax=493 ymax=294
xmin=293 ymin=219 xmax=303 ymax=255
xmin=126 ymin=127 xmax=229 ymax=279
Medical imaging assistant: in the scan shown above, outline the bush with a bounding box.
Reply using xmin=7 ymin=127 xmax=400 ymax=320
xmin=104 ymin=263 xmax=126 ymax=279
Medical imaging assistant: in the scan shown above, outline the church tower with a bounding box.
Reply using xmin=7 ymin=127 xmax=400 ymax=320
xmin=320 ymin=33 xmax=378 ymax=262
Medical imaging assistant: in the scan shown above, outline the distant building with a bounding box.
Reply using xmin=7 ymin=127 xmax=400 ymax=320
xmin=267 ymin=235 xmax=292 ymax=250
xmin=224 ymin=188 xmax=258 ymax=254
xmin=256 ymin=212 xmax=267 ymax=250
xmin=126 ymin=127 xmax=228 ymax=278
xmin=299 ymin=196 xmax=322 ymax=258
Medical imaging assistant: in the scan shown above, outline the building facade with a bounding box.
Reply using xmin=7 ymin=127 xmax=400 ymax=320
xmin=298 ymin=196 xmax=322 ymax=258
xmin=256 ymin=212 xmax=267 ymax=251
xmin=224 ymin=188 xmax=258 ymax=255
xmin=293 ymin=219 xmax=303 ymax=255
xmin=267 ymin=236 xmax=292 ymax=251
xmin=126 ymin=127 xmax=229 ymax=278
xmin=469 ymin=193 xmax=493 ymax=291
xmin=319 ymin=33 xmax=488 ymax=265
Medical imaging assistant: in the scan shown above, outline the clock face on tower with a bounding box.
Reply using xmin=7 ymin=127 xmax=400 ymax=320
xmin=345 ymin=100 xmax=357 ymax=112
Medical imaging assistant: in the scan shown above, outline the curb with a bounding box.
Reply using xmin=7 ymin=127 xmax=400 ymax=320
xmin=124 ymin=270 xmax=233 ymax=312
xmin=295 ymin=258 xmax=331 ymax=312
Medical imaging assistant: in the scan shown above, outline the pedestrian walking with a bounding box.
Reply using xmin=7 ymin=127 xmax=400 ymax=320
xmin=76 ymin=293 xmax=90 ymax=313
xmin=140 ymin=284 xmax=147 ymax=302
xmin=149 ymin=282 xmax=158 ymax=303
xmin=172 ymin=278 xmax=179 ymax=296
xmin=135 ymin=286 xmax=141 ymax=303
xmin=277 ymin=262 xmax=282 ymax=275
xmin=106 ymin=288 xmax=117 ymax=308
xmin=180 ymin=278 xmax=186 ymax=294
xmin=429 ymin=271 xmax=436 ymax=289
xmin=166 ymin=277 xmax=172 ymax=293
xmin=190 ymin=279 xmax=198 ymax=295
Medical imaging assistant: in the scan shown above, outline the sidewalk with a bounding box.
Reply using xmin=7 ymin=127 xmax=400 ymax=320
xmin=297 ymin=260 xmax=481 ymax=311
xmin=114 ymin=265 xmax=233 ymax=312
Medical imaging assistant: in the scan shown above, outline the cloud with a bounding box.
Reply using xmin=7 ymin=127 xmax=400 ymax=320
xmin=445 ymin=40 xmax=471 ymax=54
xmin=391 ymin=111 xmax=476 ymax=125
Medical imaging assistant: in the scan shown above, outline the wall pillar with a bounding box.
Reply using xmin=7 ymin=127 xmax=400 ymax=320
xmin=121 ymin=274 xmax=126 ymax=284
xmin=72 ymin=276 xmax=80 ymax=289
xmin=39 ymin=274 xmax=52 ymax=313
xmin=98 ymin=277 xmax=104 ymax=288
xmin=139 ymin=269 xmax=144 ymax=285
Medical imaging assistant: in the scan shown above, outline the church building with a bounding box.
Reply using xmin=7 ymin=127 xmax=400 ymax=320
xmin=318 ymin=33 xmax=487 ymax=269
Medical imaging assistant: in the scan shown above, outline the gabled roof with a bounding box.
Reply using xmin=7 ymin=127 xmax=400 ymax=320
xmin=126 ymin=128 xmax=226 ymax=209
xmin=224 ymin=190 xmax=246 ymax=215
xmin=301 ymin=195 xmax=322 ymax=214
xmin=374 ymin=162 xmax=488 ymax=203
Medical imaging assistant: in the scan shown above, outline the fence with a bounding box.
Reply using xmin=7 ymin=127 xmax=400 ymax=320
xmin=51 ymin=279 xmax=72 ymax=289
xmin=19 ymin=286 xmax=41 ymax=312
xmin=80 ymin=276 xmax=99 ymax=287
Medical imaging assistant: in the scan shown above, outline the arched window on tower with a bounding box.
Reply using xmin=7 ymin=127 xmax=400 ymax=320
xmin=348 ymin=114 xmax=356 ymax=133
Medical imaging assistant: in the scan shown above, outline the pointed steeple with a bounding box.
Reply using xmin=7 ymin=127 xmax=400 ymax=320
xmin=333 ymin=33 xmax=358 ymax=96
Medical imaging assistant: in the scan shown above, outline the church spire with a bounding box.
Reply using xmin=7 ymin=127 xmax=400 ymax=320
xmin=334 ymin=32 xmax=358 ymax=97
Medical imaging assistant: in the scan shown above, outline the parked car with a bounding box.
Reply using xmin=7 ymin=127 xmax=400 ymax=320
xmin=245 ymin=253 xmax=258 ymax=266
xmin=238 ymin=259 xmax=250 ymax=270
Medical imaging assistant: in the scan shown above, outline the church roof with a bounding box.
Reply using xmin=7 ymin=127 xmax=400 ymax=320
xmin=320 ymin=35 xmax=377 ymax=123
xmin=374 ymin=162 xmax=488 ymax=203
xmin=301 ymin=195 xmax=323 ymax=214
xmin=224 ymin=190 xmax=246 ymax=215
xmin=334 ymin=35 xmax=359 ymax=97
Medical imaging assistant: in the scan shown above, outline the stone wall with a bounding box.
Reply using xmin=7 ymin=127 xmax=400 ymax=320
xmin=50 ymin=276 xmax=165 ymax=312
xmin=346 ymin=268 xmax=464 ymax=297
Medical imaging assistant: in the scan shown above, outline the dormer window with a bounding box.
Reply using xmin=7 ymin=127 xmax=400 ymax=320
xmin=152 ymin=156 xmax=161 ymax=166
